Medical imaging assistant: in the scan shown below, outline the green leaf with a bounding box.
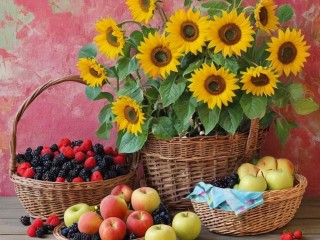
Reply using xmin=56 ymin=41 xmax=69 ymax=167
xmin=115 ymin=56 xmax=139 ymax=80
xmin=152 ymin=116 xmax=177 ymax=139
xmin=288 ymin=83 xmax=304 ymax=101
xmin=292 ymin=98 xmax=319 ymax=115
xmin=183 ymin=59 xmax=203 ymax=76
xmin=117 ymin=131 xmax=148 ymax=153
xmin=129 ymin=31 xmax=144 ymax=48
xmin=106 ymin=66 xmax=117 ymax=79
xmin=96 ymin=122 xmax=113 ymax=140
xmin=219 ymin=105 xmax=243 ymax=134
xmin=197 ymin=104 xmax=220 ymax=134
xmin=159 ymin=75 xmax=186 ymax=107
xmin=118 ymin=78 xmax=139 ymax=96
xmin=85 ymin=86 xmax=113 ymax=102
xmin=259 ymin=111 xmax=275 ymax=128
xmin=184 ymin=0 xmax=192 ymax=7
xmin=78 ymin=44 xmax=97 ymax=59
xmin=98 ymin=104 xmax=113 ymax=123
xmin=271 ymin=84 xmax=289 ymax=107
xmin=224 ymin=56 xmax=239 ymax=74
xmin=278 ymin=4 xmax=294 ymax=23
xmin=240 ymin=94 xmax=267 ymax=119
xmin=274 ymin=118 xmax=292 ymax=144
xmin=173 ymin=92 xmax=197 ymax=127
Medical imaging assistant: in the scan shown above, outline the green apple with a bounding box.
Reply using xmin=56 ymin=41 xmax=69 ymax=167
xmin=265 ymin=169 xmax=294 ymax=190
xmin=256 ymin=156 xmax=277 ymax=177
xmin=145 ymin=224 xmax=176 ymax=240
xmin=64 ymin=203 xmax=95 ymax=227
xmin=237 ymin=163 xmax=260 ymax=180
xmin=238 ymin=175 xmax=267 ymax=192
xmin=276 ymin=158 xmax=295 ymax=175
xmin=172 ymin=211 xmax=202 ymax=240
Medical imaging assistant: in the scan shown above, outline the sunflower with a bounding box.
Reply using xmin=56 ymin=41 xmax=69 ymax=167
xmin=166 ymin=8 xmax=210 ymax=55
xmin=188 ymin=63 xmax=240 ymax=109
xmin=136 ymin=32 xmax=181 ymax=78
xmin=111 ymin=96 xmax=145 ymax=135
xmin=254 ymin=0 xmax=279 ymax=34
xmin=126 ymin=0 xmax=156 ymax=24
xmin=207 ymin=10 xmax=254 ymax=57
xmin=77 ymin=58 xmax=106 ymax=87
xmin=241 ymin=66 xmax=279 ymax=96
xmin=93 ymin=18 xmax=125 ymax=60
xmin=266 ymin=28 xmax=310 ymax=76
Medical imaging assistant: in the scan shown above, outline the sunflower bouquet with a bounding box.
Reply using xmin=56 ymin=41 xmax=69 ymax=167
xmin=77 ymin=0 xmax=318 ymax=153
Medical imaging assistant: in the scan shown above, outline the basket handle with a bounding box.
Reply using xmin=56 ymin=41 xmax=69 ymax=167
xmin=243 ymin=118 xmax=260 ymax=162
xmin=9 ymin=75 xmax=86 ymax=176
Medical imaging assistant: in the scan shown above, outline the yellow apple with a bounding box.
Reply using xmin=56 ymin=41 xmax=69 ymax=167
xmin=237 ymin=163 xmax=260 ymax=180
xmin=277 ymin=158 xmax=295 ymax=175
xmin=238 ymin=175 xmax=267 ymax=192
xmin=265 ymin=169 xmax=294 ymax=190
xmin=256 ymin=156 xmax=277 ymax=177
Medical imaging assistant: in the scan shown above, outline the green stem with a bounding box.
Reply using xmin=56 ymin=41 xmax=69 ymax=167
xmin=242 ymin=55 xmax=259 ymax=67
xmin=118 ymin=20 xmax=142 ymax=28
xmin=156 ymin=3 xmax=168 ymax=29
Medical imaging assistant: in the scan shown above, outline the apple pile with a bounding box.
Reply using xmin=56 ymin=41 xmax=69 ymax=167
xmin=234 ymin=156 xmax=295 ymax=192
xmin=61 ymin=184 xmax=203 ymax=240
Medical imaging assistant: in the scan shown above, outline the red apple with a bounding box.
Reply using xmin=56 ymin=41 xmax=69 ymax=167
xmin=100 ymin=195 xmax=128 ymax=220
xmin=111 ymin=184 xmax=133 ymax=203
xmin=78 ymin=211 xmax=103 ymax=235
xmin=99 ymin=217 xmax=126 ymax=240
xmin=123 ymin=209 xmax=134 ymax=223
xmin=131 ymin=187 xmax=161 ymax=213
xmin=126 ymin=210 xmax=154 ymax=237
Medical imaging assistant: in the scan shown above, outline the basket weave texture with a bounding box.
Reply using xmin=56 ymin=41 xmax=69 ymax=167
xmin=9 ymin=75 xmax=139 ymax=219
xmin=140 ymin=119 xmax=268 ymax=209
xmin=191 ymin=174 xmax=307 ymax=236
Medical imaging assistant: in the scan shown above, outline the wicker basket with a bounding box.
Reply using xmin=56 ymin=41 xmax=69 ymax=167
xmin=9 ymin=75 xmax=139 ymax=219
xmin=140 ymin=119 xmax=268 ymax=209
xmin=191 ymin=174 xmax=307 ymax=236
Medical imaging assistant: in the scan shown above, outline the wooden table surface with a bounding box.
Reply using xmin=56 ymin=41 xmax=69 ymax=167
xmin=0 ymin=196 xmax=319 ymax=240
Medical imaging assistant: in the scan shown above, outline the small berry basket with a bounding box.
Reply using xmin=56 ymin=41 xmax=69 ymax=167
xmin=9 ymin=75 xmax=140 ymax=220
xmin=191 ymin=174 xmax=307 ymax=236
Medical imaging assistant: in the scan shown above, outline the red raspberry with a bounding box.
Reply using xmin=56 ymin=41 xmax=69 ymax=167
xmin=84 ymin=157 xmax=97 ymax=170
xmin=80 ymin=139 xmax=93 ymax=152
xmin=72 ymin=177 xmax=84 ymax=182
xmin=17 ymin=162 xmax=31 ymax=176
xmin=75 ymin=151 xmax=86 ymax=163
xmin=32 ymin=218 xmax=43 ymax=228
xmin=113 ymin=148 xmax=118 ymax=156
xmin=56 ymin=177 xmax=65 ymax=182
xmin=280 ymin=232 xmax=293 ymax=240
xmin=22 ymin=168 xmax=35 ymax=178
xmin=293 ymin=230 xmax=303 ymax=239
xmin=46 ymin=214 xmax=61 ymax=227
xmin=26 ymin=225 xmax=37 ymax=237
xmin=41 ymin=147 xmax=53 ymax=156
xmin=113 ymin=155 xmax=125 ymax=165
xmin=104 ymin=146 xmax=114 ymax=155
xmin=61 ymin=146 xmax=75 ymax=159
xmin=90 ymin=171 xmax=103 ymax=181
xmin=58 ymin=138 xmax=71 ymax=148
xmin=86 ymin=150 xmax=95 ymax=157
xmin=73 ymin=145 xmax=81 ymax=154
xmin=53 ymin=151 xmax=59 ymax=157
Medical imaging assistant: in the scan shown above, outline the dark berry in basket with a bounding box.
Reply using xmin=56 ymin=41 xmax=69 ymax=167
xmin=34 ymin=172 xmax=42 ymax=180
xmin=107 ymin=169 xmax=118 ymax=179
xmin=42 ymin=224 xmax=53 ymax=233
xmin=128 ymin=232 xmax=138 ymax=240
xmin=42 ymin=171 xmax=56 ymax=182
xmin=211 ymin=177 xmax=229 ymax=188
xmin=35 ymin=227 xmax=45 ymax=238
xmin=58 ymin=169 xmax=69 ymax=178
xmin=93 ymin=143 xmax=104 ymax=155
xmin=61 ymin=227 xmax=69 ymax=237
xmin=92 ymin=233 xmax=101 ymax=240
xmin=67 ymin=223 xmax=79 ymax=238
xmin=71 ymin=140 xmax=83 ymax=148
xmin=20 ymin=215 xmax=31 ymax=226
xmin=16 ymin=153 xmax=25 ymax=163
xmin=42 ymin=152 xmax=54 ymax=161
xmin=116 ymin=165 xmax=130 ymax=176
xmin=50 ymin=143 xmax=59 ymax=152
xmin=24 ymin=150 xmax=33 ymax=162
xmin=151 ymin=203 xmax=172 ymax=225
xmin=103 ymin=155 xmax=114 ymax=167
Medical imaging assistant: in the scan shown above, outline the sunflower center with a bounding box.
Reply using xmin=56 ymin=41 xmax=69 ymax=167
xmin=259 ymin=7 xmax=268 ymax=26
xmin=124 ymin=106 xmax=139 ymax=124
xmin=106 ymin=27 xmax=119 ymax=47
xmin=181 ymin=21 xmax=199 ymax=42
xmin=89 ymin=67 xmax=102 ymax=78
xmin=219 ymin=23 xmax=242 ymax=45
xmin=251 ymin=73 xmax=270 ymax=86
xmin=278 ymin=41 xmax=297 ymax=64
xmin=205 ymin=75 xmax=226 ymax=95
xmin=151 ymin=46 xmax=172 ymax=67
xmin=139 ymin=0 xmax=150 ymax=12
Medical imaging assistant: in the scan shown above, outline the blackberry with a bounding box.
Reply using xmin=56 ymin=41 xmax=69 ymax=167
xmin=34 ymin=166 xmax=44 ymax=173
xmin=55 ymin=153 xmax=68 ymax=162
xmin=43 ymin=160 xmax=52 ymax=172
xmin=31 ymin=157 xmax=42 ymax=168
xmin=61 ymin=227 xmax=69 ymax=237
xmin=79 ymin=169 xmax=91 ymax=181
xmin=42 ymin=171 xmax=56 ymax=181
xmin=50 ymin=166 xmax=61 ymax=176
xmin=91 ymin=166 xmax=102 ymax=174
xmin=211 ymin=177 xmax=229 ymax=188
xmin=35 ymin=227 xmax=45 ymax=238
xmin=36 ymin=145 xmax=44 ymax=152
xmin=106 ymin=169 xmax=118 ymax=179
xmin=93 ymin=143 xmax=104 ymax=155
xmin=230 ymin=172 xmax=239 ymax=182
xmin=95 ymin=154 xmax=103 ymax=162
xmin=103 ymin=155 xmax=114 ymax=168
xmin=34 ymin=172 xmax=42 ymax=180
xmin=92 ymin=234 xmax=101 ymax=240
xmin=151 ymin=203 xmax=171 ymax=225
xmin=58 ymin=169 xmax=69 ymax=178
xmin=16 ymin=154 xmax=25 ymax=163
xmin=67 ymin=168 xmax=79 ymax=181
xmin=32 ymin=149 xmax=41 ymax=158
xmin=50 ymin=143 xmax=59 ymax=152
xmin=116 ymin=165 xmax=129 ymax=176
xmin=42 ymin=224 xmax=52 ymax=234
xmin=97 ymin=160 xmax=107 ymax=170
xmin=24 ymin=151 xmax=33 ymax=162
xmin=128 ymin=233 xmax=138 ymax=239
xmin=20 ymin=215 xmax=31 ymax=226
xmin=42 ymin=153 xmax=53 ymax=161
xmin=62 ymin=161 xmax=73 ymax=171
xmin=71 ymin=140 xmax=83 ymax=148
xmin=52 ymin=158 xmax=65 ymax=167
xmin=67 ymin=223 xmax=79 ymax=239
xmin=73 ymin=232 xmax=92 ymax=240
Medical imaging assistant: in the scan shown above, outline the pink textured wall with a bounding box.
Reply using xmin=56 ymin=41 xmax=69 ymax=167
xmin=0 ymin=0 xmax=319 ymax=196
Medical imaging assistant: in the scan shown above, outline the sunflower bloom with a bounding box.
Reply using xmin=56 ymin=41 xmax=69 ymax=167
xmin=207 ymin=10 xmax=254 ymax=57
xmin=166 ymin=8 xmax=210 ymax=55
xmin=241 ymin=66 xmax=279 ymax=96
xmin=93 ymin=18 xmax=125 ymax=60
xmin=126 ymin=0 xmax=156 ymax=24
xmin=254 ymin=0 xmax=279 ymax=34
xmin=188 ymin=63 xmax=240 ymax=109
xmin=112 ymin=96 xmax=145 ymax=135
xmin=77 ymin=58 xmax=106 ymax=87
xmin=267 ymin=28 xmax=310 ymax=76
xmin=136 ymin=32 xmax=181 ymax=78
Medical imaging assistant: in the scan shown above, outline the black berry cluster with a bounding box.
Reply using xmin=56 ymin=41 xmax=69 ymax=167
xmin=211 ymin=172 xmax=239 ymax=188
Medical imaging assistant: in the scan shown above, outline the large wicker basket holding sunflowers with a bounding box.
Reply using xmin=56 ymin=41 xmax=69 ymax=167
xmin=77 ymin=0 xmax=318 ymax=153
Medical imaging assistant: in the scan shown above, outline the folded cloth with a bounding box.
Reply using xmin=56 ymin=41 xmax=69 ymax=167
xmin=186 ymin=182 xmax=264 ymax=216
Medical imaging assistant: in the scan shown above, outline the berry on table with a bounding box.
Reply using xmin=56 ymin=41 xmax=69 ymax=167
xmin=294 ymin=229 xmax=303 ymax=239
xmin=20 ymin=215 xmax=31 ymax=226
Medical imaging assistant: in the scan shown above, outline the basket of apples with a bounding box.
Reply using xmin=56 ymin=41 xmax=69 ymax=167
xmin=190 ymin=156 xmax=307 ymax=236
xmin=53 ymin=184 xmax=203 ymax=240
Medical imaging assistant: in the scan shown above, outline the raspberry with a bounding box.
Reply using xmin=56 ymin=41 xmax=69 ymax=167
xmin=20 ymin=215 xmax=31 ymax=226
xmin=113 ymin=148 xmax=118 ymax=156
xmin=281 ymin=232 xmax=293 ymax=240
xmin=87 ymin=150 xmax=95 ymax=157
xmin=46 ymin=214 xmax=61 ymax=227
xmin=72 ymin=177 xmax=84 ymax=182
xmin=41 ymin=147 xmax=53 ymax=156
xmin=90 ymin=171 xmax=103 ymax=181
xmin=61 ymin=146 xmax=75 ymax=159
xmin=26 ymin=225 xmax=37 ymax=237
xmin=32 ymin=218 xmax=43 ymax=228
xmin=80 ymin=139 xmax=93 ymax=152
xmin=294 ymin=229 xmax=303 ymax=239
xmin=84 ymin=157 xmax=97 ymax=170
xmin=73 ymin=145 xmax=81 ymax=154
xmin=58 ymin=138 xmax=71 ymax=148
xmin=22 ymin=168 xmax=36 ymax=178
xmin=75 ymin=151 xmax=86 ymax=163
xmin=17 ymin=162 xmax=31 ymax=176
xmin=56 ymin=177 xmax=65 ymax=182
xmin=113 ymin=155 xmax=126 ymax=165
xmin=103 ymin=146 xmax=114 ymax=155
